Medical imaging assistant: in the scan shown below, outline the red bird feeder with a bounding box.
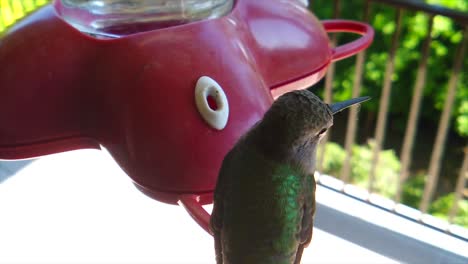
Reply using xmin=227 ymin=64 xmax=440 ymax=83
xmin=0 ymin=0 xmax=373 ymax=234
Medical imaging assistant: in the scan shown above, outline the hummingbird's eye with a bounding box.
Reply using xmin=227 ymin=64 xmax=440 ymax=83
xmin=318 ymin=128 xmax=327 ymax=136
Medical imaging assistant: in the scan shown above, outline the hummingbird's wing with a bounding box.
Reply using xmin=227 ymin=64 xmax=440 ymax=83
xmin=211 ymin=141 xmax=279 ymax=263
xmin=211 ymin=146 xmax=238 ymax=264
xmin=294 ymin=173 xmax=316 ymax=264
xmin=211 ymin=173 xmax=225 ymax=263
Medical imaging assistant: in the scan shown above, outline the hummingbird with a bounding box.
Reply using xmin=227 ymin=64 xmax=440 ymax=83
xmin=210 ymin=89 xmax=369 ymax=264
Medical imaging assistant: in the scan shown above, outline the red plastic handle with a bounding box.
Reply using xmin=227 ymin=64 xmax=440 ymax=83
xmin=322 ymin=19 xmax=374 ymax=62
xmin=178 ymin=194 xmax=214 ymax=236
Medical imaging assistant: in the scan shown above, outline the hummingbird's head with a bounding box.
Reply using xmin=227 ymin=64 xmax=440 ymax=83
xmin=251 ymin=90 xmax=369 ymax=163
xmin=264 ymin=90 xmax=369 ymax=141
xmin=267 ymin=90 xmax=333 ymax=143
xmin=255 ymin=90 xmax=370 ymax=158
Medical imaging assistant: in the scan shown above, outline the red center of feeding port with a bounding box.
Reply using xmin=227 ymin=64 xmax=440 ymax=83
xmin=207 ymin=95 xmax=218 ymax=110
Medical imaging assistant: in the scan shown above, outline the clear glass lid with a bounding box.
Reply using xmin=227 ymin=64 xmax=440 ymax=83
xmin=55 ymin=0 xmax=234 ymax=37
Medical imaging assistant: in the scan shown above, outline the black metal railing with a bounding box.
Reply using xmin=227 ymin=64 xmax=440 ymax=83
xmin=313 ymin=0 xmax=467 ymax=235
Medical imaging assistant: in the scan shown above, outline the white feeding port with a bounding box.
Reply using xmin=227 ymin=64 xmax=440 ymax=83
xmin=195 ymin=76 xmax=229 ymax=130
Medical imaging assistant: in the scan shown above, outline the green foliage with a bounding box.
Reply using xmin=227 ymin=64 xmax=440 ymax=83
xmin=350 ymin=140 xmax=400 ymax=198
xmin=426 ymin=0 xmax=468 ymax=12
xmin=0 ymin=0 xmax=50 ymax=35
xmin=429 ymin=193 xmax=468 ymax=227
xmin=401 ymin=173 xmax=427 ymax=208
xmin=321 ymin=141 xmax=400 ymax=198
xmin=322 ymin=142 xmax=468 ymax=228
xmin=456 ymin=101 xmax=468 ymax=136
xmin=320 ymin=142 xmax=346 ymax=176
xmin=311 ymin=0 xmax=468 ymax=137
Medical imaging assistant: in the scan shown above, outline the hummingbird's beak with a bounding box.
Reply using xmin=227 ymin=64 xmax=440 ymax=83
xmin=329 ymin=96 xmax=371 ymax=115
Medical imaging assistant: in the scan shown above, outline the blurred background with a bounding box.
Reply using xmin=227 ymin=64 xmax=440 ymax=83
xmin=310 ymin=0 xmax=468 ymax=229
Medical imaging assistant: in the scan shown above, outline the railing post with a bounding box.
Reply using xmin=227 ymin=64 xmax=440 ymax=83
xmin=35 ymin=0 xmax=49 ymax=6
xmin=317 ymin=0 xmax=341 ymax=172
xmin=420 ymin=27 xmax=468 ymax=213
xmin=449 ymin=147 xmax=468 ymax=223
xmin=396 ymin=15 xmax=434 ymax=203
xmin=13 ymin=1 xmax=26 ymax=20
xmin=368 ymin=9 xmax=403 ymax=193
xmin=0 ymin=0 xmax=48 ymax=33
xmin=340 ymin=0 xmax=371 ymax=184
xmin=20 ymin=1 xmax=32 ymax=13
xmin=1 ymin=1 xmax=13 ymax=28
xmin=0 ymin=11 xmax=4 ymax=32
